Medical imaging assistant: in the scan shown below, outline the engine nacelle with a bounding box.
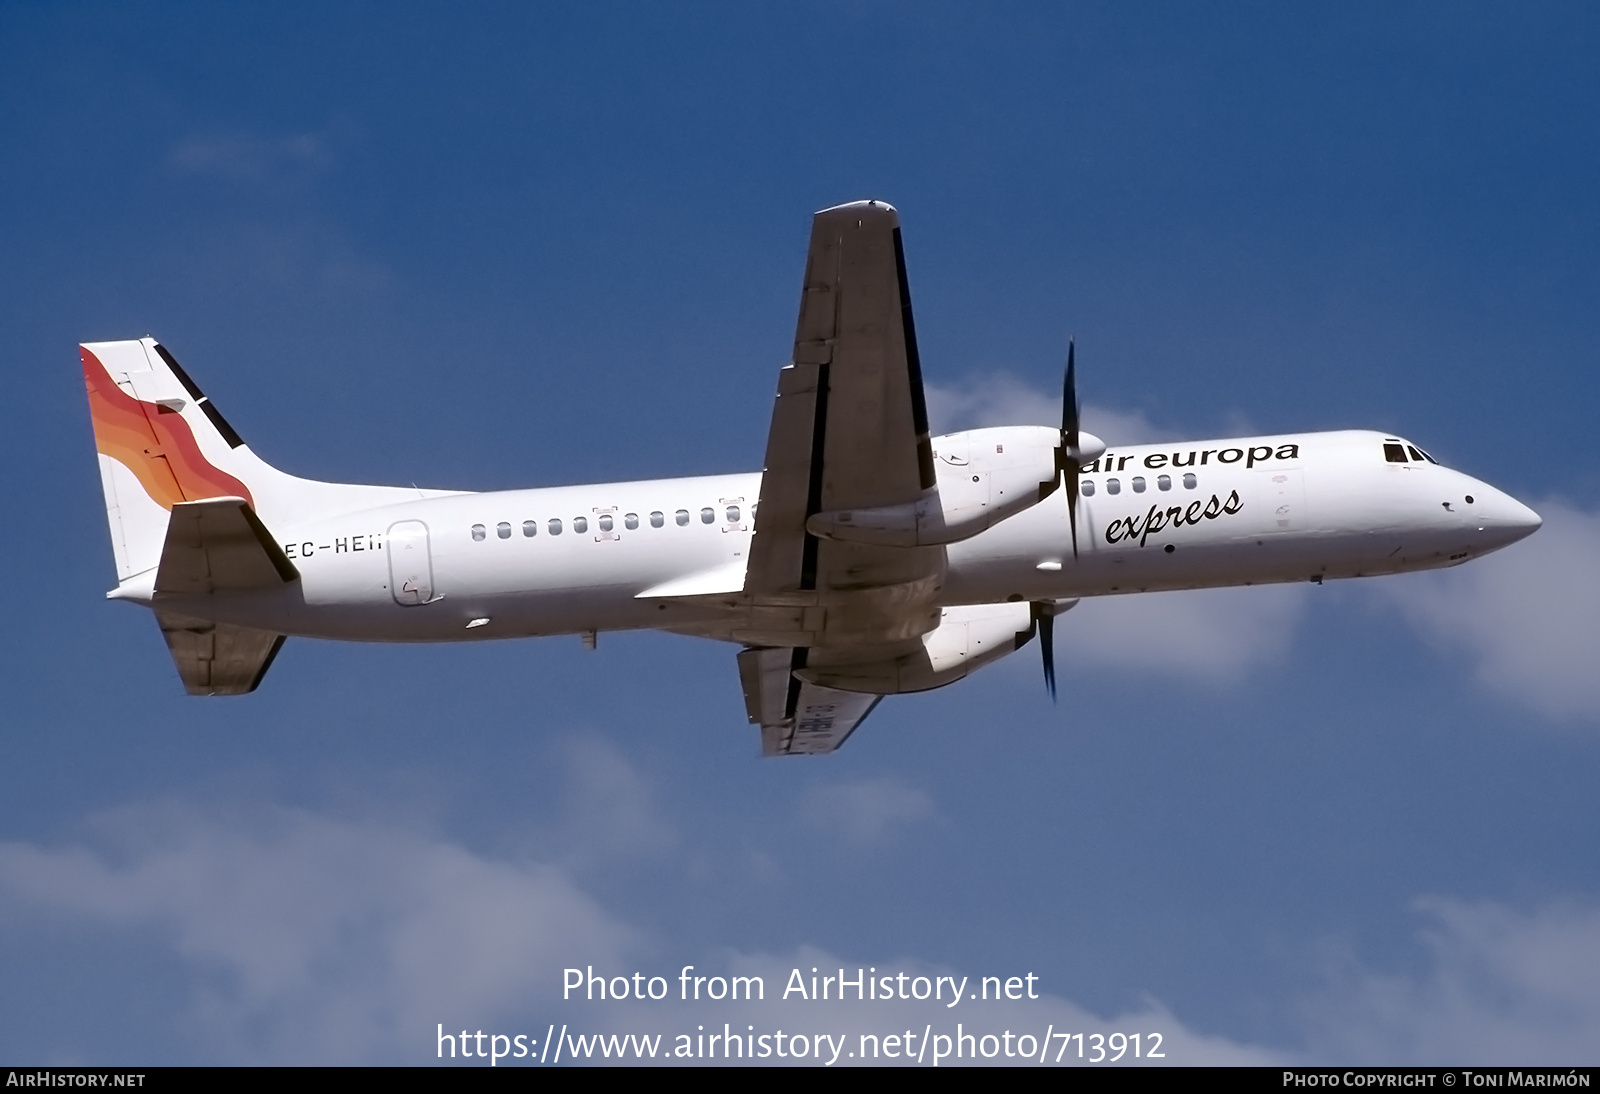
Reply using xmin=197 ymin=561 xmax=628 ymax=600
xmin=796 ymin=601 xmax=1035 ymax=695
xmin=805 ymin=426 xmax=1073 ymax=547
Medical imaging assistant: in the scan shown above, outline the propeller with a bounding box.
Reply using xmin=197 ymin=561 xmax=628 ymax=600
xmin=1048 ymin=337 xmax=1106 ymax=559
xmin=1036 ymin=338 xmax=1099 ymax=700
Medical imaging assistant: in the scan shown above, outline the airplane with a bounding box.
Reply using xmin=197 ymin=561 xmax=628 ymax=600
xmin=79 ymin=200 xmax=1542 ymax=755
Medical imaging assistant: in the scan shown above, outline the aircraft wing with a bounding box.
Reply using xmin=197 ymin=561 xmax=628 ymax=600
xmin=745 ymin=200 xmax=942 ymax=599
xmin=737 ymin=646 xmax=882 ymax=755
xmin=735 ymin=200 xmax=947 ymax=754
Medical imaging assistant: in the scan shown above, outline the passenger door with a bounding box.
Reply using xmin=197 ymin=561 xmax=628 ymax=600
xmin=386 ymin=520 xmax=435 ymax=606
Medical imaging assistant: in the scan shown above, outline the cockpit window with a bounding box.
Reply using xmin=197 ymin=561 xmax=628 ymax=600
xmin=1384 ymin=440 xmax=1438 ymax=465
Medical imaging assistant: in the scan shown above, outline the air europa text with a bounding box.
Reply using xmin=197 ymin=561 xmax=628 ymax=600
xmin=1082 ymin=443 xmax=1300 ymax=473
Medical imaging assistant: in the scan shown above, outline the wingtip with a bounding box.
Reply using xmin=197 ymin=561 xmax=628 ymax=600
xmin=814 ymin=198 xmax=899 ymax=222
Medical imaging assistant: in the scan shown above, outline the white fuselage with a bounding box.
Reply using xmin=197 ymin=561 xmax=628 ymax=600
xmin=118 ymin=428 xmax=1540 ymax=646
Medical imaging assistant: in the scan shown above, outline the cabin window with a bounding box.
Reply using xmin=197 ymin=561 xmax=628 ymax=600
xmin=522 ymin=520 xmax=537 ymax=537
xmin=471 ymin=524 xmax=486 ymax=542
xmin=701 ymin=507 xmax=715 ymax=524
xmin=651 ymin=511 xmax=665 ymax=528
xmin=497 ymin=522 xmax=511 ymax=539
xmin=1132 ymin=476 xmax=1146 ymax=493
xmin=573 ymin=516 xmax=588 ymax=533
xmin=675 ymin=509 xmax=690 ymax=526
xmin=1157 ymin=474 xmax=1172 ymax=491
xmin=1183 ymin=473 xmax=1197 ymax=489
xmin=1081 ymin=480 xmax=1096 ymax=496
xmin=726 ymin=505 xmax=741 ymax=523
xmin=598 ymin=514 xmax=613 ymax=532
xmin=625 ymin=513 xmax=639 ymax=530
xmin=1106 ymin=478 xmax=1121 ymax=495
xmin=1384 ymin=442 xmax=1406 ymax=463
xmin=548 ymin=518 xmax=563 ymax=536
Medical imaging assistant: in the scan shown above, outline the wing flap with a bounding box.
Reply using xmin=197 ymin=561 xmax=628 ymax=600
xmin=746 ymin=361 xmax=825 ymax=596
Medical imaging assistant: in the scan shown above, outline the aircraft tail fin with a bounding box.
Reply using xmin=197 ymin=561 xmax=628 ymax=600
xmin=81 ymin=338 xmax=274 ymax=582
xmin=83 ymin=336 xmax=463 ymax=586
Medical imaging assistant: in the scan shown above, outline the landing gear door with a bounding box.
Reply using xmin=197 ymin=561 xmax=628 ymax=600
xmin=387 ymin=520 xmax=435 ymax=606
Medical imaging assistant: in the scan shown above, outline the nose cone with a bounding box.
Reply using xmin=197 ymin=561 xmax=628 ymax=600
xmin=1469 ymin=483 xmax=1542 ymax=551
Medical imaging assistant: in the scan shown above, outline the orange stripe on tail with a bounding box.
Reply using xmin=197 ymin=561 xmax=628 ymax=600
xmin=81 ymin=346 xmax=253 ymax=510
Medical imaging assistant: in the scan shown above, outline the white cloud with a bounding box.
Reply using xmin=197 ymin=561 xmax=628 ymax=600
xmin=168 ymin=132 xmax=332 ymax=184
xmin=800 ymin=778 xmax=934 ymax=845
xmin=1062 ymin=583 xmax=1308 ymax=680
xmin=555 ymin=735 xmax=677 ymax=863
xmin=925 ymin=375 xmax=1163 ymax=445
xmin=1304 ymin=898 xmax=1600 ymax=1064
xmin=0 ymin=797 xmax=1279 ymax=1067
xmin=6 ymin=797 xmax=1597 ymax=1065
xmin=0 ymin=804 xmax=632 ymax=1064
xmin=1381 ymin=500 xmax=1600 ymax=721
xmin=195 ymin=223 xmax=394 ymax=296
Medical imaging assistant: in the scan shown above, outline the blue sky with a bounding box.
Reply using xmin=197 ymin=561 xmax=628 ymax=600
xmin=2 ymin=1 xmax=1599 ymax=1065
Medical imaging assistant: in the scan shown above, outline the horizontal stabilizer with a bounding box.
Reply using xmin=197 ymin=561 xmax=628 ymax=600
xmin=151 ymin=498 xmax=294 ymax=695
xmin=156 ymin=611 xmax=286 ymax=696
xmin=155 ymin=497 xmax=298 ymax=595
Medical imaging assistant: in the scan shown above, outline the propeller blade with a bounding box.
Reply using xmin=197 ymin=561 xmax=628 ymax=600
xmin=1034 ymin=601 xmax=1057 ymax=702
xmin=1062 ymin=338 xmax=1079 ymax=447
xmin=1061 ymin=337 xmax=1081 ymax=559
